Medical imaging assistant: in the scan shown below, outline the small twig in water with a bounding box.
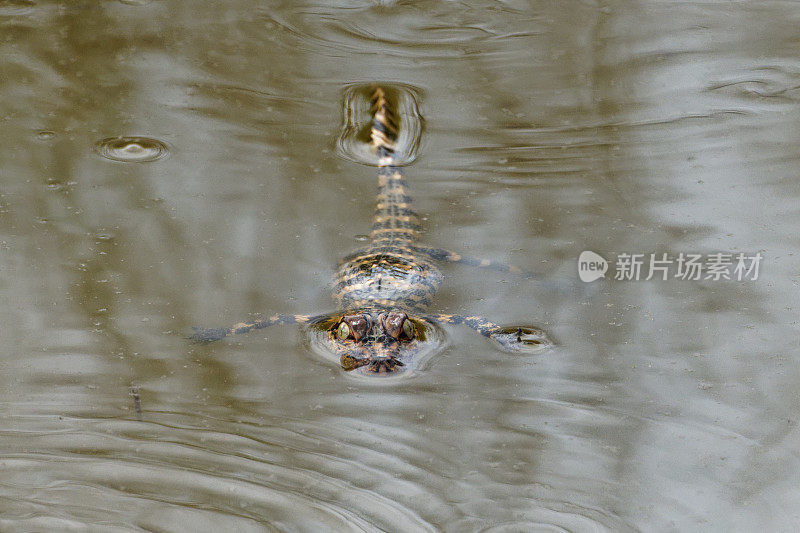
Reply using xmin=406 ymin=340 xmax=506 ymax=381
xmin=130 ymin=386 xmax=142 ymax=420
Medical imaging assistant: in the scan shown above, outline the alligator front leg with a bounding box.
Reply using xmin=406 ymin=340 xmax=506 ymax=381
xmin=416 ymin=245 xmax=591 ymax=296
xmin=430 ymin=313 xmax=552 ymax=353
xmin=413 ymin=245 xmax=537 ymax=277
xmin=189 ymin=314 xmax=315 ymax=343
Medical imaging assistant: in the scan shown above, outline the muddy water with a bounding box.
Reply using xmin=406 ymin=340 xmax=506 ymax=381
xmin=2 ymin=1 xmax=800 ymax=531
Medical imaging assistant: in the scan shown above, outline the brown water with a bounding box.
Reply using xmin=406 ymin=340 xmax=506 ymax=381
xmin=2 ymin=1 xmax=800 ymax=531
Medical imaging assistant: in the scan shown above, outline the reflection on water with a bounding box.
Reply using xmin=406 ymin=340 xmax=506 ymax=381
xmin=2 ymin=0 xmax=800 ymax=530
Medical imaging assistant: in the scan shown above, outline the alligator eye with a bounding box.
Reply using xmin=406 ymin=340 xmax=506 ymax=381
xmin=402 ymin=319 xmax=415 ymax=339
xmin=336 ymin=322 xmax=351 ymax=340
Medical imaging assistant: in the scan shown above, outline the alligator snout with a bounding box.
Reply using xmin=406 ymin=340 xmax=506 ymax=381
xmin=339 ymin=335 xmax=406 ymax=374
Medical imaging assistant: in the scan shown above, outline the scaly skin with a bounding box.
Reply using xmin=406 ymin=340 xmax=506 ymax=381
xmin=190 ymin=86 xmax=551 ymax=375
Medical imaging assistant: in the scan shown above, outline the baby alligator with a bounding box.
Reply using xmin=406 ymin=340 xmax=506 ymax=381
xmin=190 ymin=86 xmax=551 ymax=375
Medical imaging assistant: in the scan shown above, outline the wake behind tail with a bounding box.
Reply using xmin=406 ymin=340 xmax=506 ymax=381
xmin=368 ymin=86 xmax=421 ymax=245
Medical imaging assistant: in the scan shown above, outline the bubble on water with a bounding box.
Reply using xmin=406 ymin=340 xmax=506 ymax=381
xmin=36 ymin=131 xmax=56 ymax=141
xmin=354 ymin=234 xmax=369 ymax=241
xmin=95 ymin=136 xmax=169 ymax=163
xmin=336 ymin=83 xmax=424 ymax=167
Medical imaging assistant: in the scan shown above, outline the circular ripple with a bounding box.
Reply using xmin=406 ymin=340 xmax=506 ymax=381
xmin=0 ymin=416 xmax=433 ymax=531
xmin=95 ymin=136 xmax=169 ymax=163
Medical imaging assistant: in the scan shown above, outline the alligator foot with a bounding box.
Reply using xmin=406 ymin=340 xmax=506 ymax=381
xmin=188 ymin=327 xmax=230 ymax=343
xmin=488 ymin=326 xmax=552 ymax=354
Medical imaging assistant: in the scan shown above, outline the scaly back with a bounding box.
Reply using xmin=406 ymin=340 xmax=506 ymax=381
xmin=332 ymin=86 xmax=441 ymax=312
xmin=369 ymin=87 xmax=422 ymax=247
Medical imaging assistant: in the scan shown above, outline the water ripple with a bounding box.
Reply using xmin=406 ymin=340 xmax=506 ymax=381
xmin=708 ymin=65 xmax=800 ymax=101
xmin=0 ymin=416 xmax=439 ymax=531
xmin=95 ymin=136 xmax=170 ymax=163
xmin=0 ymin=0 xmax=35 ymax=17
xmin=258 ymin=1 xmax=546 ymax=59
xmin=336 ymin=83 xmax=425 ymax=166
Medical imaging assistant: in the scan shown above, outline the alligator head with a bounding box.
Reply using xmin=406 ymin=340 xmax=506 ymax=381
xmin=312 ymin=310 xmax=435 ymax=376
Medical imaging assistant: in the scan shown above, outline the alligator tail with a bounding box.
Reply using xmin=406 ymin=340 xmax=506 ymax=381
xmin=370 ymin=86 xmax=399 ymax=160
xmin=368 ymin=86 xmax=421 ymax=245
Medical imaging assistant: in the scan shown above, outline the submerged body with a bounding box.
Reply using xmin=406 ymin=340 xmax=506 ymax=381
xmin=191 ymin=86 xmax=550 ymax=376
xmin=335 ymin=176 xmax=440 ymax=313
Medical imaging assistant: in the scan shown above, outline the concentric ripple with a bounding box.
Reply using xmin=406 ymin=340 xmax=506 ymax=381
xmin=336 ymin=83 xmax=424 ymax=166
xmin=95 ymin=136 xmax=169 ymax=163
xmin=479 ymin=507 xmax=628 ymax=533
xmin=0 ymin=415 xmax=439 ymax=531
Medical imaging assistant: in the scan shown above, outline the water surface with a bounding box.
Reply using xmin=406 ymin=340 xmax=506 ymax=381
xmin=2 ymin=0 xmax=800 ymax=530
